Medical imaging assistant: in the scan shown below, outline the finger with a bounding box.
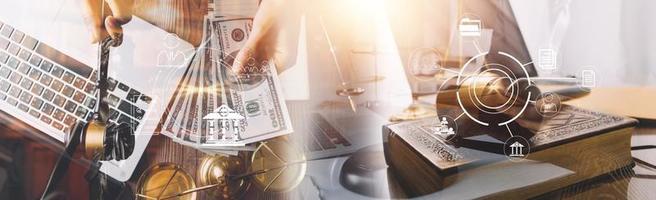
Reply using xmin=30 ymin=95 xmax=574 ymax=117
xmin=273 ymin=49 xmax=288 ymax=73
xmin=105 ymin=16 xmax=124 ymax=46
xmin=232 ymin=46 xmax=254 ymax=74
xmin=105 ymin=0 xmax=134 ymax=23
xmin=104 ymin=0 xmax=133 ymax=46
xmin=83 ymin=0 xmax=111 ymax=43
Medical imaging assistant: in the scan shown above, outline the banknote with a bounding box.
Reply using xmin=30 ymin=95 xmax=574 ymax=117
xmin=160 ymin=17 xmax=292 ymax=154
xmin=201 ymin=17 xmax=293 ymax=147
xmin=161 ymin=52 xmax=197 ymax=138
xmin=162 ymin=18 xmax=206 ymax=142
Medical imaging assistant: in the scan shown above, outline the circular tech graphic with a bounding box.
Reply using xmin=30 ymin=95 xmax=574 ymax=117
xmin=455 ymin=51 xmax=534 ymax=127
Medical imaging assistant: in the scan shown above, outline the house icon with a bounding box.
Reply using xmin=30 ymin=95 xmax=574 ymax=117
xmin=509 ymin=141 xmax=525 ymax=157
xmin=203 ymin=104 xmax=245 ymax=142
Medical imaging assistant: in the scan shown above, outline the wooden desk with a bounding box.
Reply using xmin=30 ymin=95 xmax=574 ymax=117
xmin=564 ymin=87 xmax=656 ymax=121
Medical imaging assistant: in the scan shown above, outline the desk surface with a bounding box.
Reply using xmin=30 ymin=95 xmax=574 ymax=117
xmin=2 ymin=106 xmax=655 ymax=199
xmin=564 ymin=87 xmax=656 ymax=121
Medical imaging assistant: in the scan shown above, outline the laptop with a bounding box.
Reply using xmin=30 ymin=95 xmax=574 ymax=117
xmin=0 ymin=1 xmax=193 ymax=181
xmin=287 ymin=101 xmax=389 ymax=160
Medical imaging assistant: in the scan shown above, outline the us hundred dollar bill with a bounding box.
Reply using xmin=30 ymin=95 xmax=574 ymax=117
xmin=200 ymin=17 xmax=293 ymax=147
xmin=160 ymin=17 xmax=292 ymax=153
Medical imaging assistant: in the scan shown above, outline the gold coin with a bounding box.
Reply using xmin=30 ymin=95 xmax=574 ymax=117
xmin=251 ymin=138 xmax=306 ymax=193
xmin=136 ymin=163 xmax=196 ymax=200
xmin=197 ymin=154 xmax=251 ymax=199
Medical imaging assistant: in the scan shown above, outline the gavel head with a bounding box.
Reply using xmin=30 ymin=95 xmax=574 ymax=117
xmin=81 ymin=115 xmax=135 ymax=161
xmin=436 ymin=71 xmax=542 ymax=126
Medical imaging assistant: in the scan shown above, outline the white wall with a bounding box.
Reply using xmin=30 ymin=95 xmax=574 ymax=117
xmin=621 ymin=0 xmax=656 ymax=85
xmin=512 ymin=0 xmax=656 ymax=86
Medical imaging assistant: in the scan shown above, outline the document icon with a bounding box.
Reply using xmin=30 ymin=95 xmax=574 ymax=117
xmin=459 ymin=18 xmax=481 ymax=37
xmin=538 ymin=48 xmax=557 ymax=70
xmin=581 ymin=70 xmax=596 ymax=88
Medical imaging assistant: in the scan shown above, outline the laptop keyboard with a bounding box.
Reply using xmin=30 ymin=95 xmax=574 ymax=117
xmin=0 ymin=21 xmax=150 ymax=141
xmin=287 ymin=102 xmax=352 ymax=153
xmin=302 ymin=113 xmax=351 ymax=152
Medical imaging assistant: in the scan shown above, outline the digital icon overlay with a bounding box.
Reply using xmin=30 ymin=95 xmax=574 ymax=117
xmin=581 ymin=69 xmax=596 ymax=88
xmin=535 ymin=92 xmax=562 ymax=117
xmin=504 ymin=135 xmax=531 ymax=161
xmin=459 ymin=17 xmax=482 ymax=37
xmin=538 ymin=48 xmax=557 ymax=70
xmin=203 ymin=104 xmax=246 ymax=145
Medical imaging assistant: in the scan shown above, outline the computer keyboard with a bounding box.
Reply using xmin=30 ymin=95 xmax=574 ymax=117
xmin=0 ymin=21 xmax=150 ymax=142
xmin=307 ymin=113 xmax=351 ymax=151
xmin=287 ymin=102 xmax=352 ymax=153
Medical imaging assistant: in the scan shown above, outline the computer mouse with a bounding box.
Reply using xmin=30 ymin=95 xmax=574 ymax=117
xmin=339 ymin=144 xmax=391 ymax=198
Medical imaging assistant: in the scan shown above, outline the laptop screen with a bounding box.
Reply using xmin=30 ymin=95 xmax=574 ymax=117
xmin=461 ymin=0 xmax=537 ymax=77
xmin=385 ymin=0 xmax=537 ymax=78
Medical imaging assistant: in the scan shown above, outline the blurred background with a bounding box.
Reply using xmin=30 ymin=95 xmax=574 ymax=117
xmin=513 ymin=0 xmax=656 ymax=86
xmin=378 ymin=0 xmax=656 ymax=88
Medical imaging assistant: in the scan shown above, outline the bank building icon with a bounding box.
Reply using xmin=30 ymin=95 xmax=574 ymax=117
xmin=509 ymin=141 xmax=525 ymax=157
xmin=203 ymin=104 xmax=246 ymax=145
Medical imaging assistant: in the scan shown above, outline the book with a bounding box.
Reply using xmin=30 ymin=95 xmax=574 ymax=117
xmin=383 ymin=105 xmax=637 ymax=199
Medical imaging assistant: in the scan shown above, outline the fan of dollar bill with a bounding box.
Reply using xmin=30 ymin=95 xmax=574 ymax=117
xmin=160 ymin=16 xmax=293 ymax=156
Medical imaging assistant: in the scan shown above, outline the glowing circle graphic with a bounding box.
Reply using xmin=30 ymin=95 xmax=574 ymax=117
xmin=454 ymin=51 xmax=533 ymax=127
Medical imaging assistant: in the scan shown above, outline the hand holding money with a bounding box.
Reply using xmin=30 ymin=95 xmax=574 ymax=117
xmin=160 ymin=17 xmax=293 ymax=156
xmin=231 ymin=0 xmax=298 ymax=75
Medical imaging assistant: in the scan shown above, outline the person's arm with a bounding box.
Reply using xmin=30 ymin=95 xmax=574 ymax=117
xmin=83 ymin=0 xmax=207 ymax=46
xmin=232 ymin=0 xmax=302 ymax=74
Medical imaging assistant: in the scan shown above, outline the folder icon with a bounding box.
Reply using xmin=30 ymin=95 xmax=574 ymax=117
xmin=459 ymin=18 xmax=481 ymax=37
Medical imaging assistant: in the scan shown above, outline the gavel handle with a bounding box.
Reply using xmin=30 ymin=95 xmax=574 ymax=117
xmin=97 ymin=37 xmax=113 ymax=122
xmin=41 ymin=122 xmax=85 ymax=200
